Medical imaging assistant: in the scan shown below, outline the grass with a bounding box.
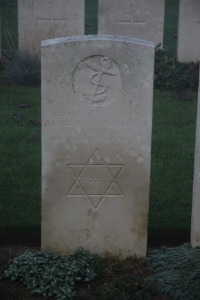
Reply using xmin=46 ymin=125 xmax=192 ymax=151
xmin=0 ymin=86 xmax=197 ymax=232
xmin=149 ymin=91 xmax=197 ymax=231
xmin=0 ymin=0 xmax=18 ymax=53
xmin=0 ymin=86 xmax=41 ymax=229
xmin=163 ymin=0 xmax=179 ymax=56
xmin=85 ymin=0 xmax=98 ymax=34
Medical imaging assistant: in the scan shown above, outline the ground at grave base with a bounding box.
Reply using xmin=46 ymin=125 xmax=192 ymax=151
xmin=0 ymin=230 xmax=189 ymax=300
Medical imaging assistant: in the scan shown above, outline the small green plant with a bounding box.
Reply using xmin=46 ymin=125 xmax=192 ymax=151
xmin=147 ymin=243 xmax=200 ymax=300
xmin=154 ymin=47 xmax=199 ymax=94
xmin=1 ymin=50 xmax=41 ymax=86
xmin=4 ymin=248 xmax=104 ymax=300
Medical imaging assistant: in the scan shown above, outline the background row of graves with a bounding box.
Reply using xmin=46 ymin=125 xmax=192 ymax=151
xmin=1 ymin=0 xmax=200 ymax=62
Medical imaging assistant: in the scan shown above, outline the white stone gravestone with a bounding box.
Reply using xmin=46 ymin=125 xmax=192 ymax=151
xmin=18 ymin=0 xmax=84 ymax=54
xmin=191 ymin=69 xmax=200 ymax=247
xmin=98 ymin=0 xmax=165 ymax=47
xmin=42 ymin=35 xmax=154 ymax=258
xmin=177 ymin=0 xmax=200 ymax=62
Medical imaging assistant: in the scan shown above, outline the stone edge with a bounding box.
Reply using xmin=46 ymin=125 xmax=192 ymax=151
xmin=41 ymin=35 xmax=155 ymax=48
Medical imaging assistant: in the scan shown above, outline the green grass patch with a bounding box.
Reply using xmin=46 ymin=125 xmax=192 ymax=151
xmin=85 ymin=0 xmax=98 ymax=34
xmin=0 ymin=0 xmax=18 ymax=53
xmin=163 ymin=0 xmax=179 ymax=57
xmin=0 ymin=86 xmax=41 ymax=230
xmin=149 ymin=91 xmax=197 ymax=231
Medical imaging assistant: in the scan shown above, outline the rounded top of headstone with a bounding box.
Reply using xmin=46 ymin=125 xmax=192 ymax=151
xmin=41 ymin=35 xmax=155 ymax=48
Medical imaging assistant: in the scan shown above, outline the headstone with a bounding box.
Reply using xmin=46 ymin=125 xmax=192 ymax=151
xmin=18 ymin=0 xmax=84 ymax=54
xmin=42 ymin=35 xmax=154 ymax=258
xmin=98 ymin=0 xmax=165 ymax=47
xmin=191 ymin=69 xmax=200 ymax=247
xmin=177 ymin=0 xmax=200 ymax=62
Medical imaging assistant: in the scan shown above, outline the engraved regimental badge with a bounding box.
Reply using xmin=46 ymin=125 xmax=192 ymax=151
xmin=73 ymin=56 xmax=122 ymax=106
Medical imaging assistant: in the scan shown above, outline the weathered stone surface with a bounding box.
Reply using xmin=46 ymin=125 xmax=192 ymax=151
xmin=98 ymin=0 xmax=165 ymax=47
xmin=42 ymin=35 xmax=154 ymax=258
xmin=177 ymin=0 xmax=200 ymax=62
xmin=18 ymin=0 xmax=84 ymax=54
xmin=191 ymin=70 xmax=200 ymax=247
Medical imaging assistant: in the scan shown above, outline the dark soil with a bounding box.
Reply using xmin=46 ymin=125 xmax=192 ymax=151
xmin=0 ymin=229 xmax=189 ymax=300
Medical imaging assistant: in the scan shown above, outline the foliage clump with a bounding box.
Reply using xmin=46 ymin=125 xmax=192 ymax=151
xmin=154 ymin=47 xmax=199 ymax=93
xmin=147 ymin=243 xmax=200 ymax=300
xmin=97 ymin=274 xmax=153 ymax=300
xmin=96 ymin=256 xmax=160 ymax=300
xmin=4 ymin=248 xmax=103 ymax=300
xmin=1 ymin=51 xmax=41 ymax=86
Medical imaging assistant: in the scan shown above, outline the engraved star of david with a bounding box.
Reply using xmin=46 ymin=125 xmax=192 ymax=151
xmin=66 ymin=149 xmax=124 ymax=210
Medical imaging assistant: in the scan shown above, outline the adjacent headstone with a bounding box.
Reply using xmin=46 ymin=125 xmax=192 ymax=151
xmin=98 ymin=0 xmax=165 ymax=47
xmin=191 ymin=70 xmax=200 ymax=247
xmin=177 ymin=0 xmax=200 ymax=62
xmin=18 ymin=0 xmax=84 ymax=54
xmin=42 ymin=35 xmax=154 ymax=258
